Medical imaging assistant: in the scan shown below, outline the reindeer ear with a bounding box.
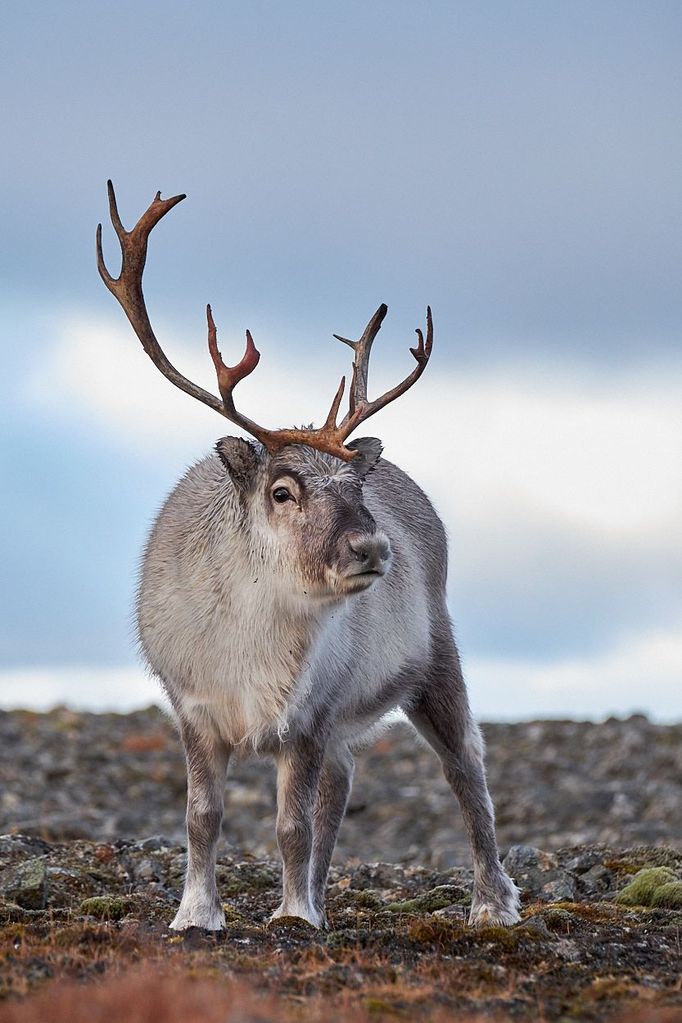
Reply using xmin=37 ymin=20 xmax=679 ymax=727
xmin=347 ymin=437 xmax=383 ymax=479
xmin=215 ymin=437 xmax=263 ymax=491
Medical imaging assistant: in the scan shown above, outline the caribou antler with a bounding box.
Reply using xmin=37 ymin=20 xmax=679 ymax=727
xmin=97 ymin=182 xmax=433 ymax=461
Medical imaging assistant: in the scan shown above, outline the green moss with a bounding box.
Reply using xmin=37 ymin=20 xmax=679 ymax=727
xmin=614 ymin=867 xmax=678 ymax=907
xmin=603 ymin=859 xmax=640 ymax=875
xmin=650 ymin=881 xmax=682 ymax=909
xmin=385 ymin=885 xmax=465 ymax=914
xmin=79 ymin=895 xmax=129 ymax=921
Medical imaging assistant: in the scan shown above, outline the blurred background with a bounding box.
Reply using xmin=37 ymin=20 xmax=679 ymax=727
xmin=1 ymin=1 xmax=681 ymax=721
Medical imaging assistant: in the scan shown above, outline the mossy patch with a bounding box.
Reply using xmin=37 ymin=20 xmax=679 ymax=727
xmin=385 ymin=885 xmax=465 ymax=914
xmin=218 ymin=863 xmax=279 ymax=896
xmin=614 ymin=867 xmax=678 ymax=907
xmin=650 ymin=881 xmax=682 ymax=909
xmin=79 ymin=895 xmax=129 ymax=921
xmin=346 ymin=890 xmax=383 ymax=909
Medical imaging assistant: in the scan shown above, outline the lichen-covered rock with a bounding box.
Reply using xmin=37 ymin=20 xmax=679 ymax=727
xmin=614 ymin=866 xmax=678 ymax=907
xmin=502 ymin=845 xmax=577 ymax=902
xmin=0 ymin=856 xmax=47 ymax=909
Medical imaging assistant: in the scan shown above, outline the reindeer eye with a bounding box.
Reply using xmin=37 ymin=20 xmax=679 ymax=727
xmin=272 ymin=486 xmax=292 ymax=504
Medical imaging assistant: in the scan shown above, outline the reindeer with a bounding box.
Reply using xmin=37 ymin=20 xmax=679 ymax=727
xmin=97 ymin=182 xmax=521 ymax=931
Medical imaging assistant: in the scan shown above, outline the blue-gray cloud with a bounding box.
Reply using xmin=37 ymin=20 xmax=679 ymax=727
xmin=1 ymin=2 xmax=681 ymax=717
xmin=2 ymin=1 xmax=682 ymax=363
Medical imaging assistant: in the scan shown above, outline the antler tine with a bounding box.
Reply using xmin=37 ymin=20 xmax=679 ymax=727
xmin=97 ymin=181 xmax=225 ymax=417
xmin=334 ymin=303 xmax=388 ymax=420
xmin=338 ymin=306 xmax=434 ymax=434
xmin=207 ymin=304 xmax=261 ymax=407
xmin=323 ymin=376 xmax=347 ymax=429
xmin=205 ymin=305 xmax=278 ymax=445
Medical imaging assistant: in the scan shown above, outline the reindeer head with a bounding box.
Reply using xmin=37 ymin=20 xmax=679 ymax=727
xmin=214 ymin=436 xmax=391 ymax=599
xmin=97 ymin=182 xmax=433 ymax=600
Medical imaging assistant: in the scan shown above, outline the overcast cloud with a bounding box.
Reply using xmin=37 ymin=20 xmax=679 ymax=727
xmin=1 ymin=2 xmax=680 ymax=718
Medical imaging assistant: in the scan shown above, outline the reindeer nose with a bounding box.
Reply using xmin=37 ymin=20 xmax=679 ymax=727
xmin=347 ymin=533 xmax=392 ymax=575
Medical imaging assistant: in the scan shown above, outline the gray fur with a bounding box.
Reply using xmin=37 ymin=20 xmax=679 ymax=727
xmin=138 ymin=438 xmax=520 ymax=931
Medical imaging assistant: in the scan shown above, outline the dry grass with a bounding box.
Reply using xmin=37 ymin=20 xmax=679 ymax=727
xmin=0 ymin=966 xmax=501 ymax=1023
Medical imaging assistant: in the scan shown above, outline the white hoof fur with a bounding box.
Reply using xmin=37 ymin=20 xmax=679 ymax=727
xmin=170 ymin=891 xmax=226 ymax=931
xmin=469 ymin=872 xmax=521 ymax=928
xmin=269 ymin=899 xmax=324 ymax=929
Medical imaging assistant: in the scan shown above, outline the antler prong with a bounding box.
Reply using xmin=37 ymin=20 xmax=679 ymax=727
xmin=333 ymin=334 xmax=357 ymax=350
xmin=95 ymin=223 xmax=114 ymax=286
xmin=106 ymin=179 xmax=127 ymax=242
xmin=324 ymin=376 xmax=346 ymax=429
xmin=207 ymin=305 xmax=261 ymax=408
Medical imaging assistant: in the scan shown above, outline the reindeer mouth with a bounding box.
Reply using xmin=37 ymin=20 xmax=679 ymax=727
xmin=342 ymin=566 xmax=385 ymax=591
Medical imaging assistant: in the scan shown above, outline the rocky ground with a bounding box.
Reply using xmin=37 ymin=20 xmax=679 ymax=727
xmin=0 ymin=708 xmax=680 ymax=865
xmin=0 ymin=709 xmax=680 ymax=1021
xmin=0 ymin=835 xmax=681 ymax=1021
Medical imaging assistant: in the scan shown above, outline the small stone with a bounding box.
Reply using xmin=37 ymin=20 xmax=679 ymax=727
xmin=137 ymin=836 xmax=172 ymax=852
xmin=503 ymin=846 xmax=564 ymax=898
xmin=134 ymin=858 xmax=160 ymax=881
xmin=504 ymin=846 xmax=555 ymax=873
xmin=565 ymin=850 xmax=602 ymax=873
xmin=520 ymin=913 xmax=553 ymax=938
xmin=555 ymin=938 xmax=581 ymax=962
xmin=0 ymin=857 xmax=47 ymax=910
xmin=542 ymin=877 xmax=577 ymax=902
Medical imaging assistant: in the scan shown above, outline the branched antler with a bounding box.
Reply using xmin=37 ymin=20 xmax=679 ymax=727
xmin=334 ymin=304 xmax=433 ymax=434
xmin=97 ymin=182 xmax=433 ymax=461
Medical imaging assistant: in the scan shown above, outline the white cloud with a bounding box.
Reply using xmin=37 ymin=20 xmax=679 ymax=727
xmin=0 ymin=666 xmax=169 ymax=714
xmin=2 ymin=624 xmax=679 ymax=721
xmin=18 ymin=310 xmax=682 ymax=719
xmin=467 ymin=625 xmax=682 ymax=723
xmin=28 ymin=312 xmax=682 ymax=513
xmin=28 ymin=311 xmax=682 ymax=543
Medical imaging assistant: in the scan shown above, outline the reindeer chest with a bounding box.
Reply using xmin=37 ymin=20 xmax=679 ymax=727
xmin=166 ymin=580 xmax=315 ymax=747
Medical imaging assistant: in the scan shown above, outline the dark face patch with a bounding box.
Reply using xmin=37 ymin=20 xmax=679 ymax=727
xmin=260 ymin=445 xmax=387 ymax=596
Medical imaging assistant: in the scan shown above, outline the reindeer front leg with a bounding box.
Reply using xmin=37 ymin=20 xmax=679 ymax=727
xmin=272 ymin=736 xmax=325 ymax=928
xmin=310 ymin=742 xmax=354 ymax=923
xmin=170 ymin=721 xmax=231 ymax=931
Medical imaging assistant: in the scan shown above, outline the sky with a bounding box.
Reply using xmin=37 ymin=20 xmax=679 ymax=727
xmin=1 ymin=1 xmax=681 ymax=720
